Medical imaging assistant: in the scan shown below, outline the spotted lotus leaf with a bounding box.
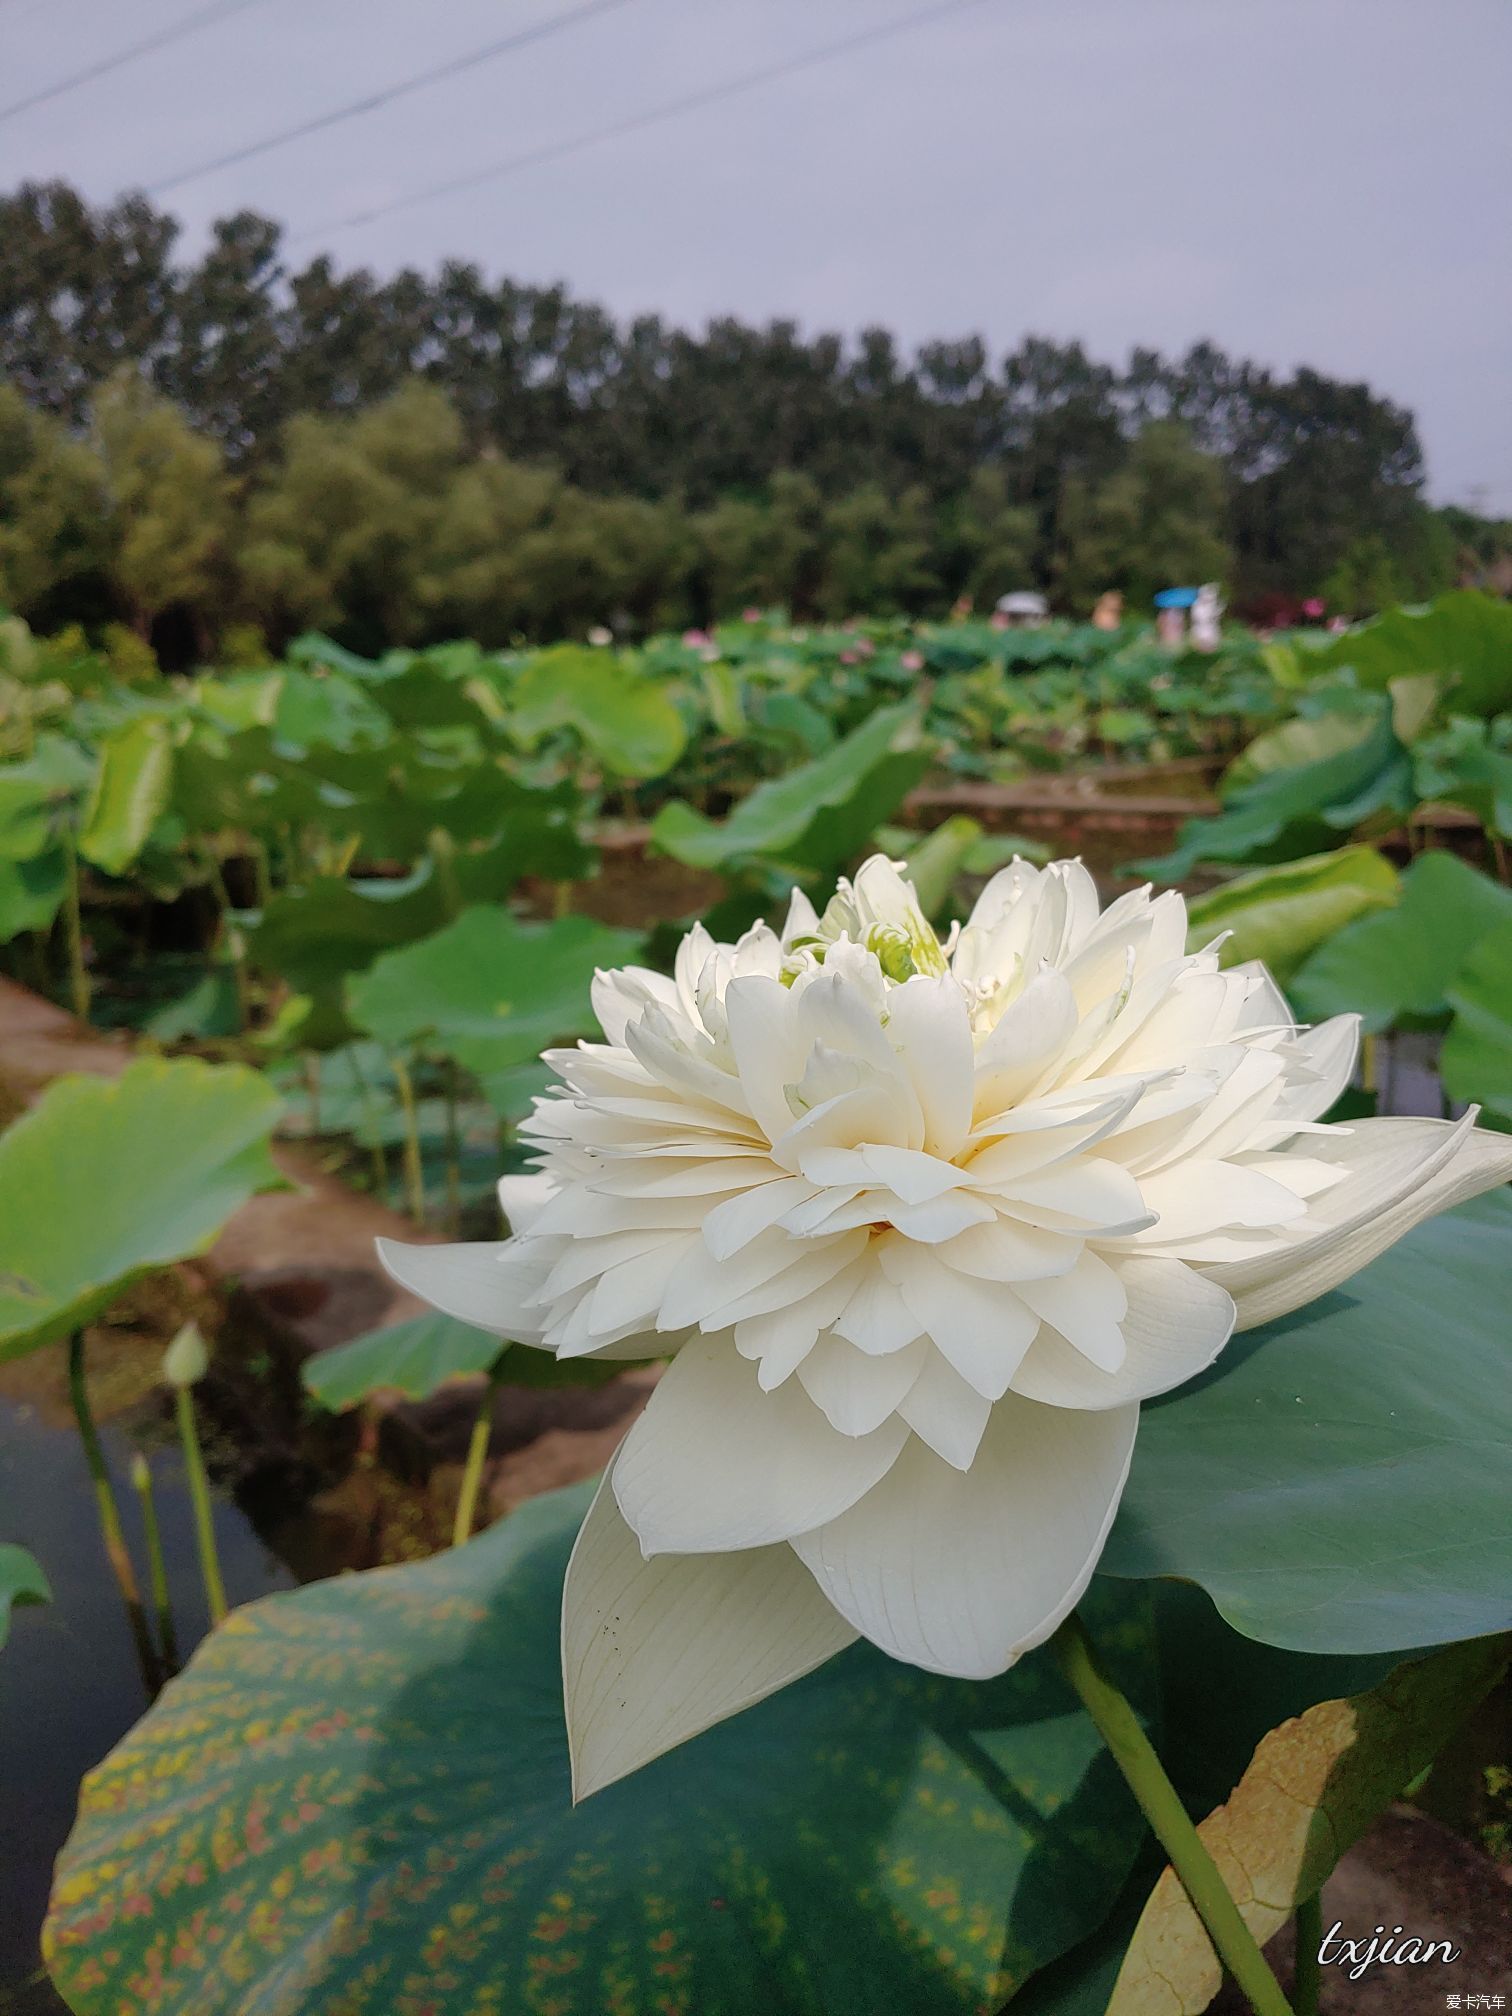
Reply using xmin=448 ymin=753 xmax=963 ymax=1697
xmin=46 ymin=1483 xmax=1156 ymax=2016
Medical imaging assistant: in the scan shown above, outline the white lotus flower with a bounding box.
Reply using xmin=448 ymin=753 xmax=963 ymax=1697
xmin=380 ymin=856 xmax=1512 ymax=1796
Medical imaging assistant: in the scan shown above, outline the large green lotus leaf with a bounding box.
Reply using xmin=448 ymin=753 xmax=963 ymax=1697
xmin=1442 ymin=917 xmax=1512 ymax=1123
xmin=881 ymin=816 xmax=984 ymax=922
xmin=453 ymin=785 xmax=597 ymax=893
xmin=191 ymin=670 xmax=284 ymax=735
xmin=0 ymin=1542 xmax=50 ymax=1649
xmin=1289 ymin=849 xmax=1512 ymax=1032
xmin=1184 ymin=845 xmax=1398 ymax=984
xmin=303 ymin=1310 xmax=503 ymax=1407
xmin=0 ymin=1057 xmax=284 ymax=1362
xmin=247 ymin=868 xmax=449 ymax=994
xmin=0 ymin=844 xmax=67 ymax=941
xmin=348 ymin=905 xmax=641 ymax=1077
xmin=1134 ymin=703 xmax=1410 ymax=880
xmin=142 ymin=968 xmax=244 ymax=1042
xmin=77 ymin=714 xmax=175 ymax=874
xmin=304 ymin=1312 xmax=632 ymax=1409
xmin=364 ymin=658 xmax=495 ymax=732
xmin=1315 ymin=589 xmax=1512 ymax=718
xmin=272 ymin=667 xmax=393 ymax=753
xmin=652 ymin=702 xmax=930 ymax=872
xmin=510 ymin=646 xmax=688 ymax=779
xmin=1219 ymin=707 xmax=1377 ymax=795
xmin=1431 ymin=739 xmax=1512 ymax=838
xmin=286 ymin=631 xmax=392 ymax=680
xmin=1100 ymin=1190 xmax=1512 ymax=1653
xmin=0 ymin=734 xmax=95 ymax=860
xmin=44 ymin=1482 xmax=1156 ymax=2016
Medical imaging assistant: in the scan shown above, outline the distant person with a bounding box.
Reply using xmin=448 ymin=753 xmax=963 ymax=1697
xmin=1091 ymin=590 xmax=1123 ymax=630
xmin=1190 ymin=582 xmax=1224 ymax=650
xmin=994 ymin=590 xmax=1048 ymax=628
xmin=1153 ymin=585 xmax=1198 ymax=646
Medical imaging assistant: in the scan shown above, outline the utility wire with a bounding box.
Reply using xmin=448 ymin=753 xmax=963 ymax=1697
xmin=0 ymin=0 xmax=270 ymax=124
xmin=300 ymin=0 xmax=996 ymax=243
xmin=149 ymin=0 xmax=637 ymax=197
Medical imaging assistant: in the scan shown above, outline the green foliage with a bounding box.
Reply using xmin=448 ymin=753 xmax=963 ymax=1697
xmin=91 ymin=371 xmax=232 ymax=633
xmin=1056 ymin=421 xmax=1233 ymax=614
xmin=1314 ymin=589 xmax=1512 ymax=717
xmin=0 ymin=1543 xmax=50 ymax=1648
xmin=1290 ymin=849 xmax=1512 ymax=1032
xmin=1101 ymin=1191 xmax=1512 ymax=1653
xmin=1138 ymin=697 xmax=1412 ymax=878
xmin=0 ymin=1057 xmax=283 ymax=1362
xmin=651 ymin=702 xmax=930 ymax=873
xmin=1442 ymin=919 xmax=1512 ymax=1124
xmin=303 ymin=1313 xmax=631 ymax=1410
xmin=348 ymin=906 xmax=642 ymax=1080
xmin=1183 ymin=846 xmax=1399 ymax=982
xmin=248 ymin=867 xmax=466 ymax=1002
xmin=77 ymin=712 xmax=173 ymax=874
xmin=44 ymin=1480 xmax=1159 ymax=2016
xmin=0 ymin=182 xmax=1482 ymax=643
xmin=303 ymin=1311 xmax=504 ymax=1408
xmin=509 ymin=644 xmax=689 ymax=778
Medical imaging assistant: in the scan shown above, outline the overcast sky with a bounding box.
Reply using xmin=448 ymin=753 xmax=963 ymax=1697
xmin=3 ymin=0 xmax=1509 ymax=509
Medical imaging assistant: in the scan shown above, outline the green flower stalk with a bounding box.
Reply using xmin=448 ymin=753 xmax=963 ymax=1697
xmin=164 ymin=1324 xmax=227 ymax=1628
xmin=67 ymin=1330 xmax=155 ymax=1689
xmin=390 ymin=1053 xmax=426 ymax=1222
xmin=453 ymin=1365 xmax=502 ymax=1549
xmin=129 ymin=1451 xmax=179 ymax=1673
xmin=1051 ymin=1613 xmax=1293 ymax=2016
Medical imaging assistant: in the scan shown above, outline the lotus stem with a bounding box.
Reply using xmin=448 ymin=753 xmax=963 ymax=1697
xmin=174 ymin=1385 xmax=227 ymax=1627
xmin=444 ymin=1057 xmax=462 ymax=1234
xmin=1293 ymin=1891 xmax=1321 ymax=2016
xmin=60 ymin=830 xmax=90 ymax=1022
xmin=129 ymin=1452 xmax=179 ymax=1674
xmin=1051 ymin=1612 xmax=1294 ymax=2016
xmin=200 ymin=845 xmax=250 ymax=1029
xmin=429 ymin=828 xmax=461 ymax=920
xmin=452 ymin=1367 xmax=501 ymax=1548
xmin=552 ymin=879 xmax=574 ymax=919
xmin=249 ymin=834 xmax=273 ymax=909
xmin=345 ymin=1043 xmax=389 ymax=1194
xmin=66 ymin=1331 xmax=156 ymax=1691
xmin=392 ymin=1052 xmax=426 ymax=1221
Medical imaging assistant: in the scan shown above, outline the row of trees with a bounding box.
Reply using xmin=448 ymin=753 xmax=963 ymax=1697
xmin=0 ymin=375 xmax=1257 ymax=652
xmin=0 ymin=179 xmax=1502 ymax=657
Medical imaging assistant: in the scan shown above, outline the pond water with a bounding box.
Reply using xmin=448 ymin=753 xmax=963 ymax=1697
xmin=0 ymin=1398 xmax=303 ymax=2014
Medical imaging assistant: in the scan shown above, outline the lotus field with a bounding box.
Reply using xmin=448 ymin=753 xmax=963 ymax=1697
xmin=2 ymin=588 xmax=1511 ymax=2016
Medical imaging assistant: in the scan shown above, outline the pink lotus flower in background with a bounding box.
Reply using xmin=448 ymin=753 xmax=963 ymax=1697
xmin=1302 ymin=598 xmax=1325 ymax=619
xmin=901 ymin=649 xmax=925 ymax=672
xmin=682 ymin=628 xmax=710 ymax=648
xmin=381 ymin=857 xmax=1512 ymax=1798
xmin=742 ymin=606 xmax=763 ymax=623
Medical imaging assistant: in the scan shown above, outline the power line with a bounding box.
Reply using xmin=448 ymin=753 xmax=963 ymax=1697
xmin=0 ymin=0 xmax=270 ymax=124
xmin=299 ymin=0 xmax=997 ymax=244
xmin=149 ymin=0 xmax=637 ymax=197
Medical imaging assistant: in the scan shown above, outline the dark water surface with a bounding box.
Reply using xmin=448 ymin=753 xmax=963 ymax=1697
xmin=0 ymin=1399 xmax=300 ymax=2014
